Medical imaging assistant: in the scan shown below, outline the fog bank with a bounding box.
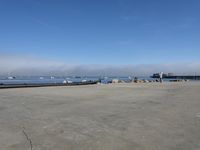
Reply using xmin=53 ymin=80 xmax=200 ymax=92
xmin=0 ymin=55 xmax=200 ymax=76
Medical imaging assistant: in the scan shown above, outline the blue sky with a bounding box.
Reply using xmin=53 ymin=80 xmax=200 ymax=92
xmin=0 ymin=0 xmax=200 ymax=66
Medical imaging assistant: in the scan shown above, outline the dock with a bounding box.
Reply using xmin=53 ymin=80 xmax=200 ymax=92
xmin=151 ymin=73 xmax=200 ymax=80
xmin=164 ymin=76 xmax=200 ymax=80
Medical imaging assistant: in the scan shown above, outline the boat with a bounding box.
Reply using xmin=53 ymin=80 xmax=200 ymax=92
xmin=67 ymin=80 xmax=73 ymax=83
xmin=7 ymin=76 xmax=16 ymax=80
xmin=63 ymin=80 xmax=73 ymax=84
xmin=82 ymin=79 xmax=87 ymax=82
xmin=63 ymin=80 xmax=67 ymax=84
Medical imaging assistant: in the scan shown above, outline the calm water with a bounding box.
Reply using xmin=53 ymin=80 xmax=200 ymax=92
xmin=0 ymin=76 xmax=151 ymax=84
xmin=0 ymin=76 xmax=95 ymax=84
xmin=0 ymin=76 xmax=179 ymax=85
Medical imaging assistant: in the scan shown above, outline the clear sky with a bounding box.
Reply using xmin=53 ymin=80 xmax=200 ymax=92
xmin=0 ymin=0 xmax=200 ymax=65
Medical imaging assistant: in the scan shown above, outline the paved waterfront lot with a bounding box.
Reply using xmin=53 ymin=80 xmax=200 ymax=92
xmin=0 ymin=82 xmax=200 ymax=150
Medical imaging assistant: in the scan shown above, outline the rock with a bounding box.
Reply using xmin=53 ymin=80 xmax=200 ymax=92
xmin=112 ymin=79 xmax=119 ymax=83
xmin=143 ymin=79 xmax=149 ymax=83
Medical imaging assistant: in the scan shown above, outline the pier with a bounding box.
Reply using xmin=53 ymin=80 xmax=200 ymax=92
xmin=164 ymin=76 xmax=200 ymax=80
xmin=151 ymin=73 xmax=200 ymax=80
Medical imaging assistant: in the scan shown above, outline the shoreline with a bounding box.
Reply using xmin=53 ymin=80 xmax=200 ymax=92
xmin=0 ymin=81 xmax=98 ymax=89
xmin=1 ymin=80 xmax=200 ymax=89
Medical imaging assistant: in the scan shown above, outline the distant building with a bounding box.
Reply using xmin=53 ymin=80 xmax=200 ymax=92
xmin=151 ymin=73 xmax=168 ymax=78
xmin=168 ymin=73 xmax=175 ymax=76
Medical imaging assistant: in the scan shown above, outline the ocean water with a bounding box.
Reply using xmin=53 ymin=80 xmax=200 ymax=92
xmin=0 ymin=76 xmax=152 ymax=85
xmin=0 ymin=76 xmax=176 ymax=85
xmin=0 ymin=76 xmax=94 ymax=84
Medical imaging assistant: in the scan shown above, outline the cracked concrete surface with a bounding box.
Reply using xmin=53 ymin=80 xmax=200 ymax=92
xmin=0 ymin=82 xmax=200 ymax=150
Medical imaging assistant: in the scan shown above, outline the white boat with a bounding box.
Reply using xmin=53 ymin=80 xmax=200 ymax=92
xmin=63 ymin=80 xmax=73 ymax=84
xmin=7 ymin=76 xmax=15 ymax=80
xmin=82 ymin=79 xmax=87 ymax=82
xmin=67 ymin=80 xmax=73 ymax=83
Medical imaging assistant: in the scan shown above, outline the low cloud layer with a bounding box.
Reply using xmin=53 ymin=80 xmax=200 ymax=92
xmin=0 ymin=55 xmax=200 ymax=76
